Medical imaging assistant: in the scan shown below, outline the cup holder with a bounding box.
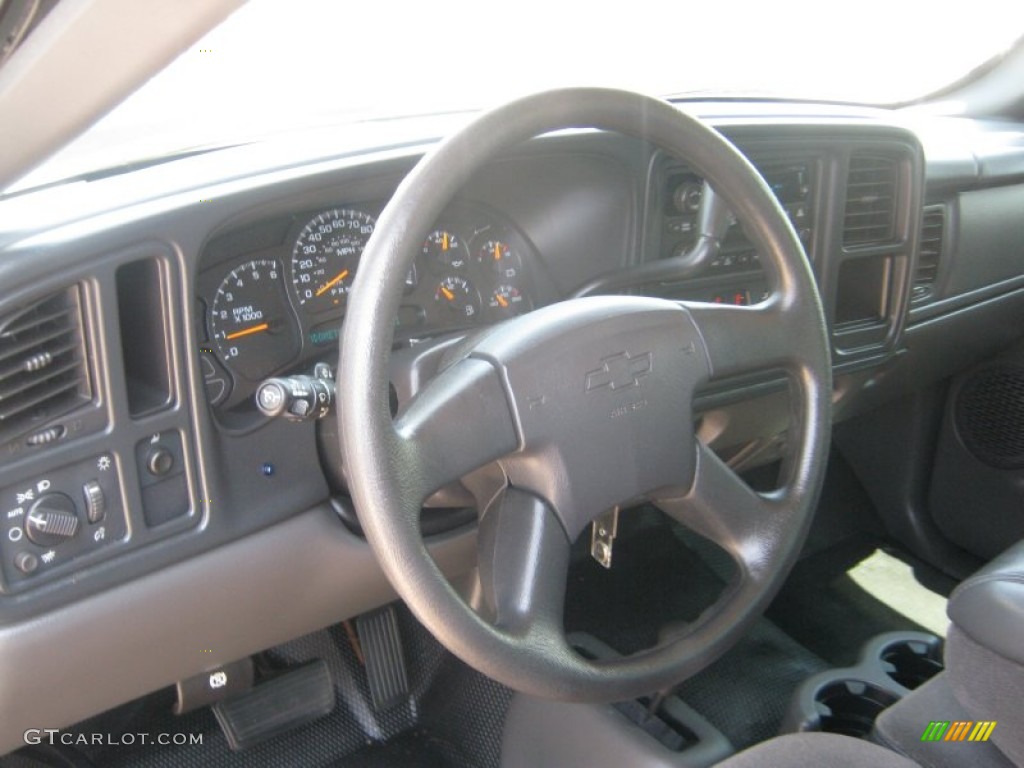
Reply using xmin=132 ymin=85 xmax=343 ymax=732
xmin=879 ymin=638 xmax=944 ymax=691
xmin=781 ymin=631 xmax=944 ymax=736
xmin=815 ymin=679 xmax=900 ymax=738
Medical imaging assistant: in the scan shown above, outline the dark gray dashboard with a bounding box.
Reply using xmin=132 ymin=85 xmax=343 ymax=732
xmin=1 ymin=102 xmax=1024 ymax=755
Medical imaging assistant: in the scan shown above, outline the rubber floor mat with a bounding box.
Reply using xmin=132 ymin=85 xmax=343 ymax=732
xmin=564 ymin=506 xmax=830 ymax=750
xmin=9 ymin=606 xmax=511 ymax=768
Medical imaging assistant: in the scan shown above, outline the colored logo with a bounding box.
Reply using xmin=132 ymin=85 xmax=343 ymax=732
xmin=921 ymin=721 xmax=997 ymax=742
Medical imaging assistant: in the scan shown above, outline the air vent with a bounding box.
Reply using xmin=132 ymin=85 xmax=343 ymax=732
xmin=844 ymin=155 xmax=897 ymax=246
xmin=0 ymin=287 xmax=92 ymax=445
xmin=914 ymin=207 xmax=944 ymax=302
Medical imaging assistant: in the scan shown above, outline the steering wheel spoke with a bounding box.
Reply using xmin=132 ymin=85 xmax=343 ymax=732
xmin=476 ymin=488 xmax=571 ymax=638
xmin=654 ymin=440 xmax=787 ymax=580
xmin=682 ymin=298 xmax=801 ymax=381
xmin=392 ymin=356 xmax=519 ymax=507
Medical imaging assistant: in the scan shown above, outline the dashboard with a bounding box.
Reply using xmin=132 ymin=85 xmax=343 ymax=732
xmin=3 ymin=100 xmax=1024 ymax=755
xmin=197 ymin=201 xmax=538 ymax=412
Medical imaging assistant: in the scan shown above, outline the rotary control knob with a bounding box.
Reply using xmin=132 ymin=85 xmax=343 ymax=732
xmin=25 ymin=493 xmax=80 ymax=547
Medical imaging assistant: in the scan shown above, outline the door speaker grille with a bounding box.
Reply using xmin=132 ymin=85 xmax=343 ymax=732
xmin=955 ymin=362 xmax=1024 ymax=470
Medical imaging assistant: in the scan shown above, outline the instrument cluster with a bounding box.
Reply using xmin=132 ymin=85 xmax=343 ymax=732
xmin=197 ymin=202 xmax=536 ymax=411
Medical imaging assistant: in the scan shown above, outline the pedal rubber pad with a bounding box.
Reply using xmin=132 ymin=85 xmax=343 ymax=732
xmin=356 ymin=605 xmax=410 ymax=711
xmin=212 ymin=659 xmax=334 ymax=751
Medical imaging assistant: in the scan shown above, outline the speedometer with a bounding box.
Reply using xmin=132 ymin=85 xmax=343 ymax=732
xmin=291 ymin=208 xmax=375 ymax=314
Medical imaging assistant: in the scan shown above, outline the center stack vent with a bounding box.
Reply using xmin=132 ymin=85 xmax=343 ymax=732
xmin=843 ymin=154 xmax=897 ymax=246
xmin=0 ymin=287 xmax=92 ymax=445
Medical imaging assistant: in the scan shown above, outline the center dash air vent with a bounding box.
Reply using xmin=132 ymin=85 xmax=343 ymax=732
xmin=844 ymin=154 xmax=897 ymax=246
xmin=0 ymin=287 xmax=92 ymax=445
xmin=914 ymin=207 xmax=944 ymax=302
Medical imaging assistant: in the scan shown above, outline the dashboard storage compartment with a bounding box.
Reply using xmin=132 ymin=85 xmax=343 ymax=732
xmin=115 ymin=257 xmax=174 ymax=417
xmin=835 ymin=255 xmax=891 ymax=328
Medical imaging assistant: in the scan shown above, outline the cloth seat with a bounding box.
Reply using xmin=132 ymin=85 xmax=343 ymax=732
xmin=715 ymin=732 xmax=919 ymax=767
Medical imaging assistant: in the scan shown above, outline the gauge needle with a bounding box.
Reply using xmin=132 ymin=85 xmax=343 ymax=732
xmin=495 ymin=293 xmax=509 ymax=308
xmin=440 ymin=286 xmax=455 ymax=301
xmin=442 ymin=232 xmax=449 ymax=251
xmin=225 ymin=322 xmax=269 ymax=340
xmin=316 ymin=268 xmax=350 ymax=297
xmin=493 ymin=243 xmax=502 ymax=261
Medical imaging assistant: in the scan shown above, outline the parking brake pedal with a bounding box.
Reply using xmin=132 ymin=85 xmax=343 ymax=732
xmin=356 ymin=605 xmax=410 ymax=711
xmin=212 ymin=660 xmax=334 ymax=751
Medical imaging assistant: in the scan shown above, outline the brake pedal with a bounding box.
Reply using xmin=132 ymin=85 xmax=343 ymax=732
xmin=212 ymin=659 xmax=334 ymax=751
xmin=356 ymin=605 xmax=410 ymax=711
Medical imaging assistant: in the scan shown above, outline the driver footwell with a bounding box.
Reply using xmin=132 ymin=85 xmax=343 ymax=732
xmin=3 ymin=608 xmax=513 ymax=768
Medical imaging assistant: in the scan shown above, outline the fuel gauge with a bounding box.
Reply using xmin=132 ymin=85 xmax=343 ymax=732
xmin=434 ymin=276 xmax=481 ymax=321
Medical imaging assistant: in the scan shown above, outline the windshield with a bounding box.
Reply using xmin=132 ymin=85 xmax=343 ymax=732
xmin=10 ymin=0 xmax=1024 ymax=193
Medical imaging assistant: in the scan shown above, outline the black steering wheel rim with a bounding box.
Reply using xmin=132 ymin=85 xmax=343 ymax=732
xmin=338 ymin=88 xmax=832 ymax=702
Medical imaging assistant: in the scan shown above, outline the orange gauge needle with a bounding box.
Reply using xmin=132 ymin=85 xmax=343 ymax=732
xmin=315 ymin=268 xmax=350 ymax=297
xmin=225 ymin=322 xmax=269 ymax=340
xmin=493 ymin=243 xmax=502 ymax=261
xmin=495 ymin=293 xmax=509 ymax=308
xmin=440 ymin=286 xmax=455 ymax=301
xmin=442 ymin=232 xmax=450 ymax=251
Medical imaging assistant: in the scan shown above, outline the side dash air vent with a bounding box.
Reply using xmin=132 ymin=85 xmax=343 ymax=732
xmin=844 ymin=154 xmax=897 ymax=246
xmin=914 ymin=207 xmax=944 ymax=302
xmin=0 ymin=287 xmax=92 ymax=445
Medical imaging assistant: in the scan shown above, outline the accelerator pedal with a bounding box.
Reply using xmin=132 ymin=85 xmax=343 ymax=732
xmin=212 ymin=659 xmax=334 ymax=751
xmin=356 ymin=605 xmax=411 ymax=711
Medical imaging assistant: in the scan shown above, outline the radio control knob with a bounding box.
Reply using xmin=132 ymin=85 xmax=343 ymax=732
xmin=24 ymin=493 xmax=80 ymax=547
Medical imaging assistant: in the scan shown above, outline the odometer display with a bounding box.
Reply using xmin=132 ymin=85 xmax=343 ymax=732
xmin=291 ymin=208 xmax=375 ymax=314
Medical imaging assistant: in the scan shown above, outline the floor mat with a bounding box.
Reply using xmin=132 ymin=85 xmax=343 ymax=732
xmin=564 ymin=506 xmax=830 ymax=751
xmin=11 ymin=606 xmax=512 ymax=768
xmin=673 ymin=619 xmax=829 ymax=748
xmin=767 ymin=538 xmax=955 ymax=667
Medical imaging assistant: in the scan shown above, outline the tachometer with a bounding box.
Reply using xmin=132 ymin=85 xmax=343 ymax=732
xmin=211 ymin=259 xmax=300 ymax=381
xmin=291 ymin=208 xmax=375 ymax=314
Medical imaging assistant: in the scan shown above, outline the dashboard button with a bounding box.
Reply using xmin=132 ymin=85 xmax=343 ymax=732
xmin=82 ymin=480 xmax=106 ymax=523
xmin=288 ymin=398 xmax=311 ymax=418
xmin=147 ymin=447 xmax=174 ymax=477
xmin=15 ymin=551 xmax=38 ymax=574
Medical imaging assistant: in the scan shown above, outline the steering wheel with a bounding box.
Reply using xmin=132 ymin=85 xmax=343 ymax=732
xmin=338 ymin=88 xmax=831 ymax=702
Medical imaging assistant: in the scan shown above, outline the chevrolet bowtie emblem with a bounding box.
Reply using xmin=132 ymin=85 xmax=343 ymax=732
xmin=585 ymin=351 xmax=652 ymax=392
